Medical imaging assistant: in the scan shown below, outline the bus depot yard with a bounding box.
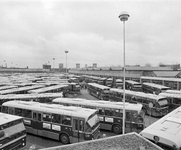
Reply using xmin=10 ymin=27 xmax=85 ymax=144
xmin=0 ymin=73 xmax=180 ymax=150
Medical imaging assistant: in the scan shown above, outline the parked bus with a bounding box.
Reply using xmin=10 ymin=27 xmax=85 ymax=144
xmin=68 ymin=78 xmax=79 ymax=83
xmin=125 ymin=80 xmax=142 ymax=91
xmin=68 ymin=83 xmax=81 ymax=94
xmin=140 ymin=105 xmax=181 ymax=150
xmin=0 ymin=85 xmax=18 ymax=91
xmin=159 ymin=92 xmax=181 ymax=112
xmin=115 ymin=79 xmax=123 ymax=89
xmin=140 ymin=76 xmax=181 ymax=90
xmin=109 ymin=88 xmax=169 ymax=117
xmin=0 ymin=112 xmax=26 ymax=150
xmin=2 ymin=101 xmax=100 ymax=144
xmin=142 ymin=82 xmax=171 ymax=95
xmin=53 ymin=98 xmax=144 ymax=134
xmin=105 ymin=78 xmax=113 ymax=87
xmin=87 ymin=83 xmax=110 ymax=100
xmin=164 ymin=90 xmax=181 ymax=95
xmin=0 ymin=93 xmax=63 ymax=111
xmin=0 ymin=85 xmax=45 ymax=95
xmin=28 ymin=84 xmax=69 ymax=94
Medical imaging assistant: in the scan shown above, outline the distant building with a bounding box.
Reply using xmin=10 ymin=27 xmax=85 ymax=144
xmin=76 ymin=63 xmax=80 ymax=69
xmin=93 ymin=63 xmax=97 ymax=68
xmin=159 ymin=64 xmax=180 ymax=71
xmin=43 ymin=64 xmax=51 ymax=69
xmin=59 ymin=63 xmax=63 ymax=70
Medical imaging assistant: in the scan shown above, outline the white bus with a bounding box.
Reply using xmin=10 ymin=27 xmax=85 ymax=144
xmin=0 ymin=93 xmax=63 ymax=111
xmin=28 ymin=84 xmax=69 ymax=94
xmin=142 ymin=82 xmax=171 ymax=95
xmin=53 ymin=98 xmax=145 ymax=134
xmin=140 ymin=105 xmax=181 ymax=150
xmin=2 ymin=101 xmax=100 ymax=144
xmin=0 ymin=112 xmax=26 ymax=150
xmin=109 ymin=88 xmax=169 ymax=117
xmin=125 ymin=80 xmax=142 ymax=91
xmin=159 ymin=92 xmax=181 ymax=112
xmin=0 ymin=85 xmax=45 ymax=95
xmin=87 ymin=83 xmax=110 ymax=100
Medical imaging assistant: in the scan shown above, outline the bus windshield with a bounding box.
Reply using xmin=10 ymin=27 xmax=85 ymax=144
xmin=158 ymin=98 xmax=168 ymax=106
xmin=86 ymin=114 xmax=99 ymax=131
xmin=103 ymin=89 xmax=109 ymax=93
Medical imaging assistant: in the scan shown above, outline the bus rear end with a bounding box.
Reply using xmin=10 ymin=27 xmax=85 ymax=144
xmin=0 ymin=113 xmax=26 ymax=150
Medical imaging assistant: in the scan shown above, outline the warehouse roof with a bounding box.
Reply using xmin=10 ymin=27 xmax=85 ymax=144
xmin=153 ymin=71 xmax=180 ymax=77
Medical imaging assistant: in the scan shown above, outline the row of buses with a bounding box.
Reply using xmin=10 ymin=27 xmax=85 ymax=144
xmin=87 ymin=83 xmax=180 ymax=116
xmin=81 ymin=75 xmax=181 ymax=90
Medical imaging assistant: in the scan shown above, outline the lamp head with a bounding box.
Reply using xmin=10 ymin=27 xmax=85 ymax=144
xmin=118 ymin=11 xmax=130 ymax=21
xmin=65 ymin=51 xmax=68 ymax=53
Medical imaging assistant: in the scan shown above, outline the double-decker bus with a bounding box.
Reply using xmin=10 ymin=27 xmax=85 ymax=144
xmin=0 ymin=85 xmax=45 ymax=95
xmin=87 ymin=83 xmax=110 ymax=100
xmin=2 ymin=101 xmax=100 ymax=144
xmin=28 ymin=84 xmax=69 ymax=94
xmin=109 ymin=88 xmax=169 ymax=117
xmin=105 ymin=78 xmax=113 ymax=87
xmin=53 ymin=98 xmax=144 ymax=134
xmin=125 ymin=80 xmax=142 ymax=91
xmin=68 ymin=83 xmax=81 ymax=94
xmin=140 ymin=76 xmax=181 ymax=90
xmin=159 ymin=92 xmax=181 ymax=112
xmin=142 ymin=82 xmax=171 ymax=95
xmin=0 ymin=93 xmax=63 ymax=111
xmin=0 ymin=112 xmax=26 ymax=150
xmin=140 ymin=105 xmax=181 ymax=150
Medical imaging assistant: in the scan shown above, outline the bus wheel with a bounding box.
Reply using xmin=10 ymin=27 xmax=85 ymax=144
xmin=60 ymin=133 xmax=69 ymax=144
xmin=112 ymin=124 xmax=122 ymax=134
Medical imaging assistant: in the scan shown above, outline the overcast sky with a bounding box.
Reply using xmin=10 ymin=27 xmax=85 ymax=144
xmin=0 ymin=0 xmax=180 ymax=68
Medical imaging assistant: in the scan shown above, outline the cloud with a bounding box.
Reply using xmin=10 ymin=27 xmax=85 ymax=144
xmin=0 ymin=0 xmax=180 ymax=68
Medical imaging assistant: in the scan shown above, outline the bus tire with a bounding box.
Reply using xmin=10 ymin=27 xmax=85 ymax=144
xmin=60 ymin=133 xmax=70 ymax=144
xmin=112 ymin=124 xmax=122 ymax=134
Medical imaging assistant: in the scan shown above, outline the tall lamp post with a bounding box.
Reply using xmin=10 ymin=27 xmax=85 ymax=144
xmin=118 ymin=11 xmax=130 ymax=135
xmin=65 ymin=50 xmax=68 ymax=79
xmin=53 ymin=58 xmax=55 ymax=68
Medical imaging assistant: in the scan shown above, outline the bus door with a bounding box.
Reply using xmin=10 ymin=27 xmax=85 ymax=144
xmin=72 ymin=118 xmax=84 ymax=142
xmin=32 ymin=111 xmax=42 ymax=136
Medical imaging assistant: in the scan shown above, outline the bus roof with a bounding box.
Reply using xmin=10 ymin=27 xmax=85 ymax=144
xmin=0 ymin=112 xmax=23 ymax=125
xmin=0 ymin=92 xmax=63 ymax=100
xmin=88 ymin=83 xmax=110 ymax=90
xmin=142 ymin=82 xmax=171 ymax=90
xmin=2 ymin=101 xmax=97 ymax=121
xmin=28 ymin=84 xmax=68 ymax=94
xmin=140 ymin=76 xmax=181 ymax=82
xmin=126 ymin=80 xmax=141 ymax=85
xmin=0 ymin=85 xmax=18 ymax=91
xmin=159 ymin=92 xmax=181 ymax=99
xmin=140 ymin=106 xmax=181 ymax=148
xmin=165 ymin=90 xmax=181 ymax=95
xmin=0 ymin=85 xmax=45 ymax=95
xmin=110 ymin=88 xmax=166 ymax=101
xmin=53 ymin=98 xmax=143 ymax=113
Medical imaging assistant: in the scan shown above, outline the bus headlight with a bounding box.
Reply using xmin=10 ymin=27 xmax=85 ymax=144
xmin=22 ymin=142 xmax=25 ymax=146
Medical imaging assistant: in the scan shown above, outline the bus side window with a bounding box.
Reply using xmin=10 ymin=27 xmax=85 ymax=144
xmin=2 ymin=106 xmax=8 ymax=113
xmin=98 ymin=108 xmax=104 ymax=115
xmin=79 ymin=120 xmax=84 ymax=131
xmin=52 ymin=114 xmax=61 ymax=124
xmin=23 ymin=109 xmax=32 ymax=118
xmin=114 ymin=109 xmax=123 ymax=117
xmin=15 ymin=108 xmax=23 ymax=116
xmin=126 ymin=112 xmax=131 ymax=121
xmin=9 ymin=107 xmax=14 ymax=115
xmin=105 ymin=109 xmax=113 ymax=116
xmin=62 ymin=115 xmax=71 ymax=126
xmin=43 ymin=113 xmax=51 ymax=122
